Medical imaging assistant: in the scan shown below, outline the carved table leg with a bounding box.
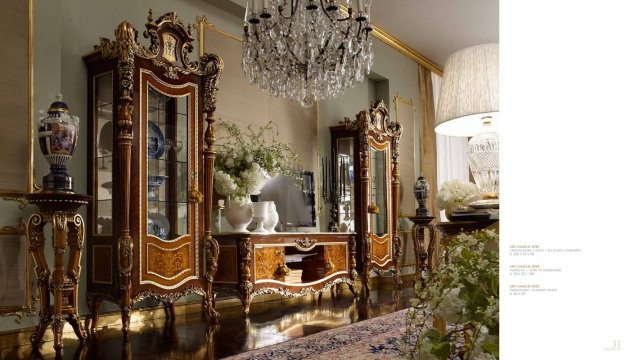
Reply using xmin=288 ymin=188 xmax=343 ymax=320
xmin=238 ymin=237 xmax=253 ymax=317
xmin=392 ymin=235 xmax=403 ymax=289
xmin=362 ymin=235 xmax=372 ymax=297
xmin=411 ymin=223 xmax=423 ymax=284
xmin=121 ymin=306 xmax=131 ymax=341
xmin=67 ymin=313 xmax=87 ymax=345
xmin=204 ymin=235 xmax=220 ymax=323
xmin=240 ymin=282 xmax=252 ymax=317
xmin=86 ymin=294 xmax=104 ymax=332
xmin=30 ymin=314 xmax=51 ymax=346
xmin=26 ymin=214 xmax=49 ymax=346
xmin=51 ymin=211 xmax=69 ymax=353
xmin=67 ymin=215 xmax=87 ymax=344
xmin=348 ymin=284 xmax=358 ymax=297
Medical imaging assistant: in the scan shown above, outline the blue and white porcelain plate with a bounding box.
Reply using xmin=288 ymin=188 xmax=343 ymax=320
xmin=147 ymin=121 xmax=165 ymax=159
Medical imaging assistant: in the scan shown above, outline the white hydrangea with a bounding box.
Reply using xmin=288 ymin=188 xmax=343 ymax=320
xmin=214 ymin=170 xmax=237 ymax=196
xmin=240 ymin=163 xmax=268 ymax=196
xmin=436 ymin=179 xmax=481 ymax=210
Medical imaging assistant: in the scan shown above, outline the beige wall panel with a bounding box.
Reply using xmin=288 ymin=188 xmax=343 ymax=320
xmin=203 ymin=27 xmax=316 ymax=171
xmin=0 ymin=0 xmax=31 ymax=193
xmin=395 ymin=96 xmax=417 ymax=217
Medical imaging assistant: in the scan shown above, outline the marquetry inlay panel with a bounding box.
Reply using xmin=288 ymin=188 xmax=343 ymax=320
xmin=371 ymin=236 xmax=391 ymax=265
xmin=324 ymin=244 xmax=347 ymax=274
xmin=254 ymin=247 xmax=285 ymax=282
xmin=146 ymin=243 xmax=192 ymax=280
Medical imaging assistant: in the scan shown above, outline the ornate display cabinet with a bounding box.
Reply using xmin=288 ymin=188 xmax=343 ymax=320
xmin=83 ymin=11 xmax=223 ymax=337
xmin=213 ymin=232 xmax=357 ymax=316
xmin=330 ymin=101 xmax=402 ymax=295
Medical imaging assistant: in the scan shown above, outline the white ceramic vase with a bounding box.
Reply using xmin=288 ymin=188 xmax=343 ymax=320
xmin=250 ymin=201 xmax=269 ymax=233
xmin=263 ymin=201 xmax=279 ymax=233
xmin=225 ymin=197 xmax=253 ymax=232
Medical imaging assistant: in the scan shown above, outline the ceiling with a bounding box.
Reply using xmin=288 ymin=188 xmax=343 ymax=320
xmin=369 ymin=0 xmax=499 ymax=68
xmin=207 ymin=0 xmax=500 ymax=69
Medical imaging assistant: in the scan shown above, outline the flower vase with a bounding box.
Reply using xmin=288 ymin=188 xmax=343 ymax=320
xmin=225 ymin=197 xmax=253 ymax=232
xmin=250 ymin=201 xmax=269 ymax=233
xmin=262 ymin=201 xmax=279 ymax=233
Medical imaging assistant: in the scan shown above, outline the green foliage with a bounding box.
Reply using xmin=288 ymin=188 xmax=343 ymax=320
xmin=405 ymin=230 xmax=499 ymax=360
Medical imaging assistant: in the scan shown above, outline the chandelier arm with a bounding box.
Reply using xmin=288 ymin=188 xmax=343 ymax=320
xmin=319 ymin=0 xmax=338 ymax=23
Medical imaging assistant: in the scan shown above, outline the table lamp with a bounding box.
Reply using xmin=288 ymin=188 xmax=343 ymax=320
xmin=435 ymin=43 xmax=499 ymax=207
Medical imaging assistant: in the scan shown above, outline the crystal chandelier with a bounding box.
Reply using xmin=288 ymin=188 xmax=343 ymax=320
xmin=242 ymin=0 xmax=374 ymax=107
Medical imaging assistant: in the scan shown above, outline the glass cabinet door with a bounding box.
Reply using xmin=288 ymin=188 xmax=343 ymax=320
xmin=336 ymin=137 xmax=355 ymax=232
xmin=370 ymin=143 xmax=390 ymax=237
xmin=94 ymin=72 xmax=114 ymax=236
xmin=146 ymin=85 xmax=191 ymax=241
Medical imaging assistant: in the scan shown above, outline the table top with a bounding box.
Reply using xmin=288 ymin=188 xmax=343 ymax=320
xmin=435 ymin=219 xmax=498 ymax=236
xmin=25 ymin=192 xmax=91 ymax=212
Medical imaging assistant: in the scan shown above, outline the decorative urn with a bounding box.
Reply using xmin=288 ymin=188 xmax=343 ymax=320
xmin=414 ymin=175 xmax=430 ymax=216
xmin=37 ymin=94 xmax=80 ymax=193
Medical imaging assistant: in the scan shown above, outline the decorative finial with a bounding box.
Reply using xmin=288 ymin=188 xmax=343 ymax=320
xmin=187 ymin=23 xmax=192 ymax=36
xmin=148 ymin=8 xmax=153 ymax=23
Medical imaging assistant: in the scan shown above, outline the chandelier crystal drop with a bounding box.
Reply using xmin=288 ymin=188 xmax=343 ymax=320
xmin=242 ymin=0 xmax=374 ymax=107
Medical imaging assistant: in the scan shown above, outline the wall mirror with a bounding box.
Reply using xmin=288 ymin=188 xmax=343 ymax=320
xmin=260 ymin=171 xmax=316 ymax=229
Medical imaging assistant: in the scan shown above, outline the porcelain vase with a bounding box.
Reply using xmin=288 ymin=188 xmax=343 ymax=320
xmin=262 ymin=201 xmax=279 ymax=233
xmin=225 ymin=198 xmax=253 ymax=232
xmin=250 ymin=201 xmax=269 ymax=233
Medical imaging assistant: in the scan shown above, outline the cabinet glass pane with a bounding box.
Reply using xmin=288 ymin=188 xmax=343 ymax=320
xmin=336 ymin=137 xmax=355 ymax=232
xmin=94 ymin=72 xmax=113 ymax=235
xmin=146 ymin=86 xmax=189 ymax=240
xmin=370 ymin=146 xmax=388 ymax=236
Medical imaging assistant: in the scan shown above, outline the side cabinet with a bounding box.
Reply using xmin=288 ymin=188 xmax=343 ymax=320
xmin=213 ymin=233 xmax=357 ymax=315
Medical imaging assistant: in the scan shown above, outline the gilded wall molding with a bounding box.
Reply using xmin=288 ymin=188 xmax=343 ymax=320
xmin=194 ymin=10 xmax=442 ymax=75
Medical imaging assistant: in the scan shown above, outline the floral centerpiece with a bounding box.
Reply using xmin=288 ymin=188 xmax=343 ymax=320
xmin=405 ymin=229 xmax=499 ymax=360
xmin=436 ymin=179 xmax=481 ymax=213
xmin=213 ymin=119 xmax=301 ymax=202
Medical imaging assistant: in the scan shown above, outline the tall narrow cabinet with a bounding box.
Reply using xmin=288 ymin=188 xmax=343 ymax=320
xmin=330 ymin=101 xmax=403 ymax=295
xmin=83 ymin=11 xmax=223 ymax=337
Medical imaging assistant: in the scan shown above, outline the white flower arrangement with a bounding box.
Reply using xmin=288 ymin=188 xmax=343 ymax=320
xmin=406 ymin=230 xmax=500 ymax=360
xmin=213 ymin=120 xmax=301 ymax=202
xmin=436 ymin=179 xmax=481 ymax=210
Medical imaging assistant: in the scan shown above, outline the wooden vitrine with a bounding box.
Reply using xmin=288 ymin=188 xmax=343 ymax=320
xmin=83 ymin=11 xmax=223 ymax=337
xmin=330 ymin=101 xmax=402 ymax=295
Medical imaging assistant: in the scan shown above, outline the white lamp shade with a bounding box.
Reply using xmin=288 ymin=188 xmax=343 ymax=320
xmin=435 ymin=43 xmax=499 ymax=136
